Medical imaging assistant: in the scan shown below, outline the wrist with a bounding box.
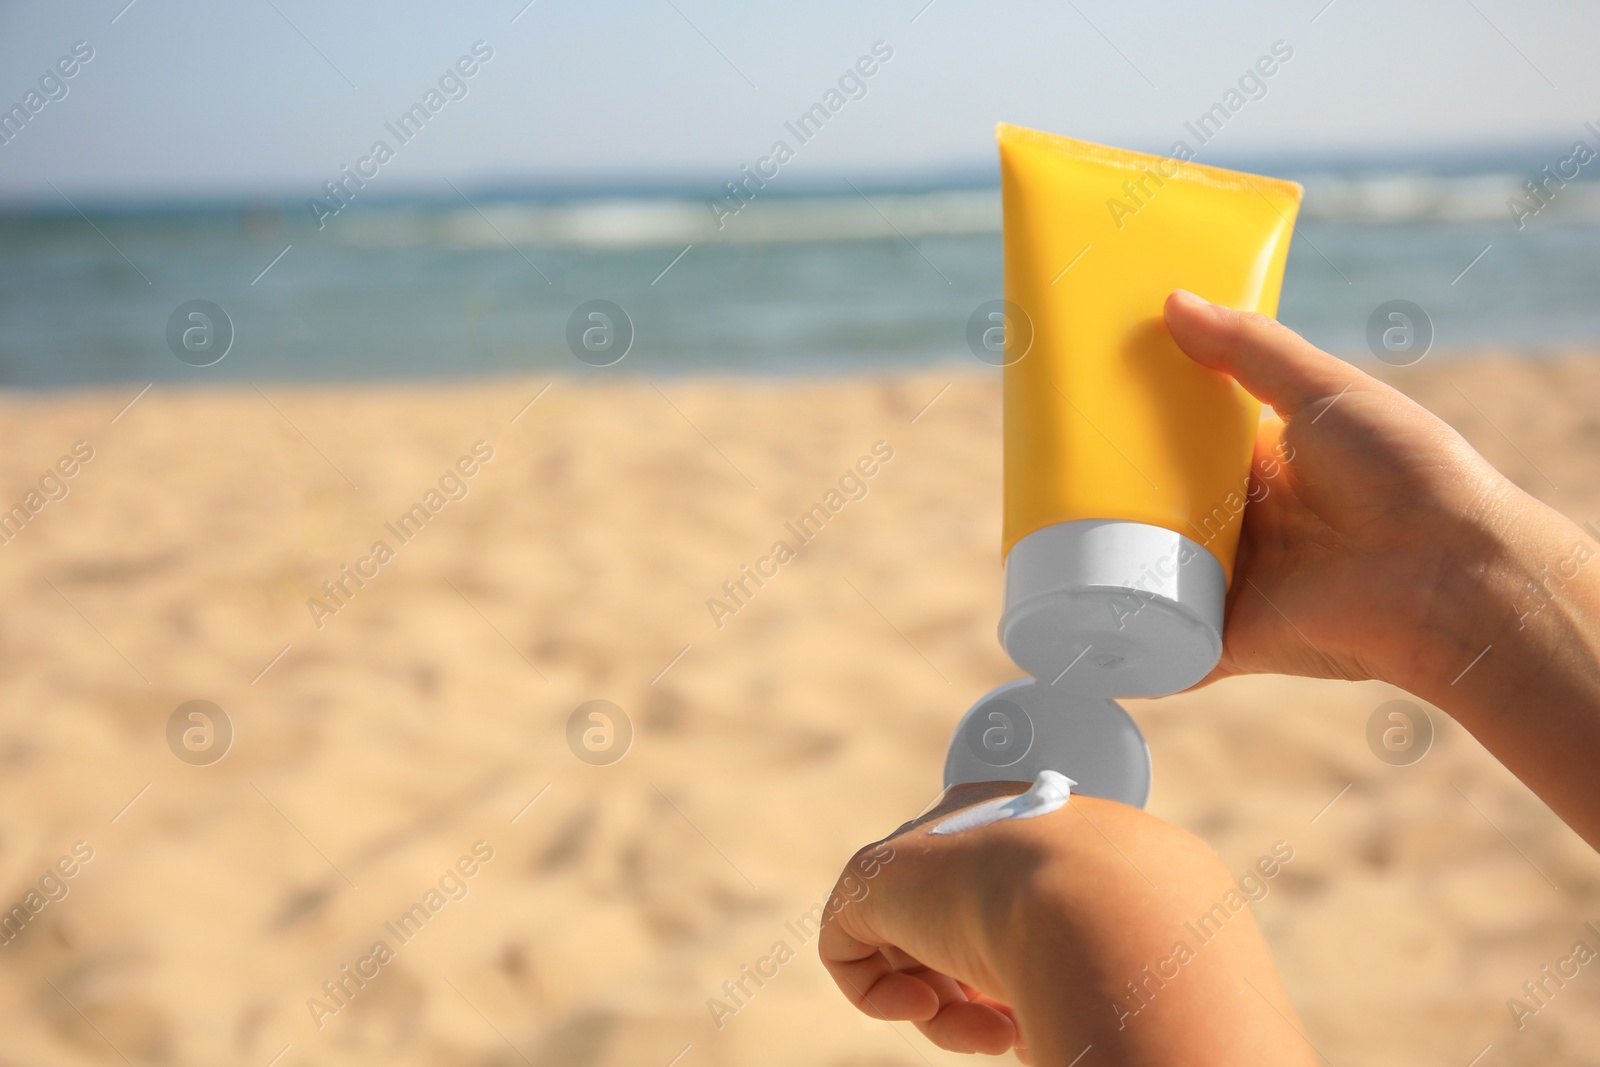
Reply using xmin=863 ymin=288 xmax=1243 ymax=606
xmin=1372 ymin=479 xmax=1553 ymax=698
xmin=1398 ymin=490 xmax=1600 ymax=723
xmin=968 ymin=826 xmax=1072 ymax=996
xmin=975 ymin=807 xmax=1215 ymax=1015
xmin=982 ymin=806 xmax=1321 ymax=1064
xmin=984 ymin=848 xmax=1120 ymax=1053
xmin=1406 ymin=496 xmax=1600 ymax=846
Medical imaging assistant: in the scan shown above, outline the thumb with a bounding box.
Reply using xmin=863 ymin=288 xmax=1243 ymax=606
xmin=1163 ymin=290 xmax=1366 ymax=420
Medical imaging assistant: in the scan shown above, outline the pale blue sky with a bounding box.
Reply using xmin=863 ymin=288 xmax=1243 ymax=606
xmin=0 ymin=0 xmax=1595 ymax=203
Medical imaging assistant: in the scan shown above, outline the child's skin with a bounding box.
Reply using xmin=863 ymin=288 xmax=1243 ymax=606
xmin=819 ymin=290 xmax=1600 ymax=1063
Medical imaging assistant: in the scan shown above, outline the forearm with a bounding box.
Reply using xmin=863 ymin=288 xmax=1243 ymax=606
xmin=1405 ymin=496 xmax=1600 ymax=847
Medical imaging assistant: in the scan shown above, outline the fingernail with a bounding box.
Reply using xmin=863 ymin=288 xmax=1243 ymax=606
xmin=1169 ymin=289 xmax=1210 ymax=310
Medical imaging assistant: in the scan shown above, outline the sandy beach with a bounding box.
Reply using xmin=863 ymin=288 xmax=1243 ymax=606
xmin=1 ymin=351 xmax=1598 ymax=1067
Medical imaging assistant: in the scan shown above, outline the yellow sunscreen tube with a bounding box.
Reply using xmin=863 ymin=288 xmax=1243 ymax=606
xmin=995 ymin=124 xmax=1302 ymax=696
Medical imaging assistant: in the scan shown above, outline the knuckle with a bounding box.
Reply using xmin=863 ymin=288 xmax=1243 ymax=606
xmin=850 ymin=838 xmax=896 ymax=872
xmin=1234 ymin=309 xmax=1282 ymax=338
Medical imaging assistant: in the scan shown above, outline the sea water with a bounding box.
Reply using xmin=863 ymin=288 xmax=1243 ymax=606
xmin=2 ymin=175 xmax=1598 ymax=389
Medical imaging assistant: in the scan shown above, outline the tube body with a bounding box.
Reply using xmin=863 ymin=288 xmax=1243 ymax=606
xmin=992 ymin=125 xmax=1302 ymax=695
xmin=999 ymin=124 xmax=1301 ymax=579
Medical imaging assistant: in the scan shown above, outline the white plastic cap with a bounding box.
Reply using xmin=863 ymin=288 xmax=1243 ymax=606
xmin=1000 ymin=519 xmax=1226 ymax=697
xmin=942 ymin=678 xmax=1151 ymax=808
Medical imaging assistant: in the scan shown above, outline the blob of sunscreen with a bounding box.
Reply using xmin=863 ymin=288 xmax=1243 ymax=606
xmin=929 ymin=769 xmax=1076 ymax=836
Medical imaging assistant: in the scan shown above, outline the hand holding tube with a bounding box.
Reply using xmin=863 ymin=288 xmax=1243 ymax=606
xmin=1165 ymin=290 xmax=1600 ymax=848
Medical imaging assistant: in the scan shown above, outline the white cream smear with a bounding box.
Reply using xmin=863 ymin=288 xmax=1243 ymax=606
xmin=929 ymin=769 xmax=1077 ymax=836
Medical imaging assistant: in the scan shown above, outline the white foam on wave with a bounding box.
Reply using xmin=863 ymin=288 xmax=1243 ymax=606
xmin=329 ymin=174 xmax=1600 ymax=250
xmin=1296 ymin=172 xmax=1600 ymax=222
xmin=334 ymin=190 xmax=1001 ymax=250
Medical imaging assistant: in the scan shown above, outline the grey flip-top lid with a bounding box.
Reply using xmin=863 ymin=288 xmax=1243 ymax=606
xmin=943 ymin=678 xmax=1152 ymax=809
